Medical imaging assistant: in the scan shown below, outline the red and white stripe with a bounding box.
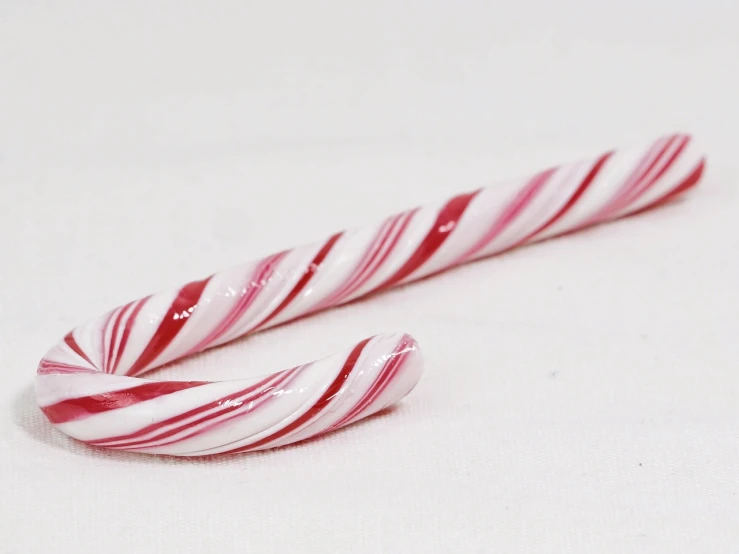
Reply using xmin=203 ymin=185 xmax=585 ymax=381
xmin=35 ymin=133 xmax=705 ymax=456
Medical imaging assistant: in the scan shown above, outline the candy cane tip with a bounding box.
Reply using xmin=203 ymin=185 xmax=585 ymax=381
xmin=34 ymin=332 xmax=425 ymax=456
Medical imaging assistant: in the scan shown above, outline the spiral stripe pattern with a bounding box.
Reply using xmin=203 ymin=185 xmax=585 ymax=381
xmin=36 ymin=133 xmax=705 ymax=456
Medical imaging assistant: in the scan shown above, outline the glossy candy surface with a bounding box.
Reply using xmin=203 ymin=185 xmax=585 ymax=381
xmin=36 ymin=133 xmax=705 ymax=456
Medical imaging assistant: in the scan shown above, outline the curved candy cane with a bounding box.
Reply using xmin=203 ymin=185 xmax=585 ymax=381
xmin=36 ymin=133 xmax=705 ymax=456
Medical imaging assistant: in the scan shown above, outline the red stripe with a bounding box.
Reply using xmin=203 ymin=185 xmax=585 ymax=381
xmin=90 ymin=372 xmax=284 ymax=446
xmin=41 ymin=380 xmax=209 ymax=424
xmin=358 ymin=211 xmax=415 ymax=293
xmin=111 ymin=298 xmax=149 ymax=374
xmin=519 ymin=152 xmax=612 ymax=244
xmin=330 ymin=335 xmax=413 ymax=430
xmin=97 ymin=369 xmax=298 ymax=449
xmin=621 ymin=136 xmax=688 ymax=208
xmin=561 ymin=138 xmax=686 ymax=237
xmin=626 ymin=137 xmax=690 ymax=215
xmin=37 ymin=361 xmax=99 ymax=375
xmin=217 ymin=253 xmax=287 ymax=336
xmin=457 ymin=167 xmax=554 ymax=263
xmin=251 ymin=233 xmax=343 ymax=331
xmin=141 ymin=371 xmax=302 ymax=451
xmin=324 ymin=211 xmax=412 ymax=307
xmin=229 ymin=337 xmax=372 ymax=453
xmin=320 ymin=216 xmax=398 ymax=307
xmin=105 ymin=304 xmax=131 ymax=372
xmin=617 ymin=137 xmax=675 ymax=204
xmin=126 ymin=278 xmax=211 ymax=376
xmin=584 ymin=137 xmax=674 ymax=226
xmin=348 ymin=217 xmax=400 ymax=288
xmin=188 ymin=251 xmax=288 ymax=353
xmin=377 ymin=191 xmax=480 ymax=290
xmin=63 ymin=332 xmax=96 ymax=368
xmin=629 ymin=159 xmax=704 ymax=216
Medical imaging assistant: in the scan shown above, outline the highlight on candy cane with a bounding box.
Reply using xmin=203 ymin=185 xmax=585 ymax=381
xmin=36 ymin=132 xmax=705 ymax=456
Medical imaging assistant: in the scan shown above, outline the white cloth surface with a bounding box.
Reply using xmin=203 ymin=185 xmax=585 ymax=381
xmin=1 ymin=1 xmax=738 ymax=552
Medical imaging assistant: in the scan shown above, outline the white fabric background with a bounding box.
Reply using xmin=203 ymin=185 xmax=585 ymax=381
xmin=1 ymin=1 xmax=738 ymax=552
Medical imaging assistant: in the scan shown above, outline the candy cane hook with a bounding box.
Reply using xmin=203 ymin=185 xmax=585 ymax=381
xmin=36 ymin=133 xmax=705 ymax=456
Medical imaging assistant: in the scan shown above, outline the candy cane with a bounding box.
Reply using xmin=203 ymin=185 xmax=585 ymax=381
xmin=36 ymin=133 xmax=705 ymax=456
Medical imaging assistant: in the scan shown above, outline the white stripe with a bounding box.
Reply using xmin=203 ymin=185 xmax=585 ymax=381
xmin=35 ymin=373 xmax=142 ymax=406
